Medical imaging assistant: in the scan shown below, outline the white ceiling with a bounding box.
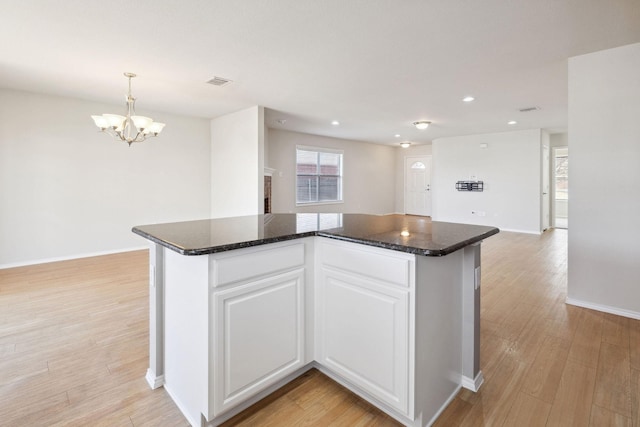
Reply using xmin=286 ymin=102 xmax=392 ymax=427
xmin=2 ymin=0 xmax=639 ymax=145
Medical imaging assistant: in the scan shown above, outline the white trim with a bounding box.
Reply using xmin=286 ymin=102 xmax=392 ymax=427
xmin=204 ymin=365 xmax=314 ymax=426
xmin=0 ymin=246 xmax=148 ymax=270
xmin=145 ymin=369 xmax=165 ymax=389
xmin=314 ymin=362 xmax=414 ymax=426
xmin=566 ymin=297 xmax=640 ymax=320
xmin=296 ymin=144 xmax=344 ymax=155
xmin=499 ymin=228 xmax=543 ymax=235
xmin=461 ymin=371 xmax=484 ymax=392
xmin=426 ymin=224 xmax=541 ymax=236
xmin=295 ymin=200 xmax=344 ymax=207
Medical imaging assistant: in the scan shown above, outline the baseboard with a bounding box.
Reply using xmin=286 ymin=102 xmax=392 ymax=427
xmin=145 ymin=369 xmax=165 ymax=389
xmin=314 ymin=362 xmax=413 ymax=426
xmin=461 ymin=371 xmax=484 ymax=392
xmin=0 ymin=246 xmax=148 ymax=270
xmin=499 ymin=228 xmax=542 ymax=235
xmin=566 ymin=297 xmax=640 ymax=320
xmin=203 ymin=364 xmax=315 ymax=426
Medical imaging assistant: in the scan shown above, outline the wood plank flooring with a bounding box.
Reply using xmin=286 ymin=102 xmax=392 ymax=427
xmin=1 ymin=229 xmax=639 ymax=426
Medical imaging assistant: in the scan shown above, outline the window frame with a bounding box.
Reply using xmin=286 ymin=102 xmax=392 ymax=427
xmin=295 ymin=145 xmax=344 ymax=206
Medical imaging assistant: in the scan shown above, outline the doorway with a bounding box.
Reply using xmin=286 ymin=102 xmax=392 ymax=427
xmin=542 ymin=145 xmax=550 ymax=230
xmin=553 ymin=147 xmax=569 ymax=229
xmin=404 ymin=156 xmax=432 ymax=216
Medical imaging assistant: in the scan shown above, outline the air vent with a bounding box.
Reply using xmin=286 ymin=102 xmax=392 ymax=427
xmin=206 ymin=76 xmax=233 ymax=87
xmin=519 ymin=106 xmax=540 ymax=112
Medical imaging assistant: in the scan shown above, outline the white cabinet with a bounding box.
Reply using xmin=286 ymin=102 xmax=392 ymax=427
xmin=211 ymin=268 xmax=305 ymax=416
xmin=158 ymin=236 xmax=478 ymax=427
xmin=162 ymin=241 xmax=310 ymax=425
xmin=316 ymin=239 xmax=414 ymax=417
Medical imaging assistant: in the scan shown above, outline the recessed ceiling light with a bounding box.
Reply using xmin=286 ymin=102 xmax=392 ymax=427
xmin=508 ymin=120 xmax=517 ymax=125
xmin=394 ymin=134 xmax=401 ymax=138
xmin=400 ymin=142 xmax=411 ymax=148
xmin=462 ymin=96 xmax=475 ymax=102
xmin=331 ymin=120 xmax=340 ymax=126
xmin=413 ymin=121 xmax=431 ymax=130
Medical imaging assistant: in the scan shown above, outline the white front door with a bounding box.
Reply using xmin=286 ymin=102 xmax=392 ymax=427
xmin=542 ymin=145 xmax=550 ymax=231
xmin=405 ymin=156 xmax=432 ymax=216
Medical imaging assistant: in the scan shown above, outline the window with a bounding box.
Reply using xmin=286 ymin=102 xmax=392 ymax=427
xmin=555 ymin=155 xmax=568 ymax=201
xmin=296 ymin=146 xmax=343 ymax=205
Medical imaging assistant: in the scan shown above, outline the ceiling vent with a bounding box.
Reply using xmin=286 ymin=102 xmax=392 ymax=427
xmin=519 ymin=106 xmax=540 ymax=112
xmin=206 ymin=76 xmax=233 ymax=87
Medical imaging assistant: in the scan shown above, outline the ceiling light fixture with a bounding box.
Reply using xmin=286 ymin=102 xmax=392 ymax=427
xmin=331 ymin=120 xmax=340 ymax=126
xmin=462 ymin=96 xmax=475 ymax=102
xmin=413 ymin=121 xmax=431 ymax=130
xmin=91 ymin=73 xmax=165 ymax=146
xmin=400 ymin=141 xmax=411 ymax=148
xmin=394 ymin=134 xmax=401 ymax=138
xmin=508 ymin=120 xmax=517 ymax=125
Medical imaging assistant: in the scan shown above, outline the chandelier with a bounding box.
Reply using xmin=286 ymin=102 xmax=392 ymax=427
xmin=91 ymin=73 xmax=165 ymax=146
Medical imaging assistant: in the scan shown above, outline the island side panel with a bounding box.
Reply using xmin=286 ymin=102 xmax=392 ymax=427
xmin=462 ymin=243 xmax=482 ymax=390
xmin=414 ymin=250 xmax=464 ymax=427
xmin=146 ymin=243 xmax=165 ymax=389
xmin=163 ymin=249 xmax=210 ymax=426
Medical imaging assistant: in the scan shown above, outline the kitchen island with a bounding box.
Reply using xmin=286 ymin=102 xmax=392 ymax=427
xmin=132 ymin=213 xmax=499 ymax=427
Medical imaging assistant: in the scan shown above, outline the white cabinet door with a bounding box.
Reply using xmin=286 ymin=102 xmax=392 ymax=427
xmin=211 ymin=269 xmax=305 ymax=416
xmin=317 ymin=267 xmax=411 ymax=415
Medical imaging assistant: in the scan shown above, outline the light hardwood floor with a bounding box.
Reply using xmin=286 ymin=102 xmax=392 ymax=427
xmin=1 ymin=229 xmax=638 ymax=426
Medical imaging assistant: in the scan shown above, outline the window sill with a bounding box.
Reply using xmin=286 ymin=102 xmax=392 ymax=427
xmin=296 ymin=201 xmax=344 ymax=207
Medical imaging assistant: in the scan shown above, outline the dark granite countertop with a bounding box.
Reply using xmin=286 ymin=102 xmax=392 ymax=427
xmin=132 ymin=214 xmax=499 ymax=257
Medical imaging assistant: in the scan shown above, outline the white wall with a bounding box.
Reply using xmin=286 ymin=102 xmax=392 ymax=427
xmin=394 ymin=144 xmax=433 ymax=213
xmin=567 ymin=42 xmax=640 ymax=318
xmin=550 ymin=133 xmax=568 ymax=148
xmin=268 ymin=129 xmax=396 ymax=214
xmin=0 ymin=89 xmax=211 ymax=267
xmin=210 ymin=106 xmax=264 ymax=218
xmin=432 ymin=129 xmax=542 ymax=234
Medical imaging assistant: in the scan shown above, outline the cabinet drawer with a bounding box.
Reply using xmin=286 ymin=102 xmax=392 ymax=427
xmin=319 ymin=240 xmax=412 ymax=287
xmin=212 ymin=243 xmax=305 ymax=287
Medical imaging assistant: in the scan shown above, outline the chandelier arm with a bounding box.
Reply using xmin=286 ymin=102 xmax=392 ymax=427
xmin=133 ymin=130 xmax=145 ymax=143
xmin=102 ymin=127 xmax=120 ymax=140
